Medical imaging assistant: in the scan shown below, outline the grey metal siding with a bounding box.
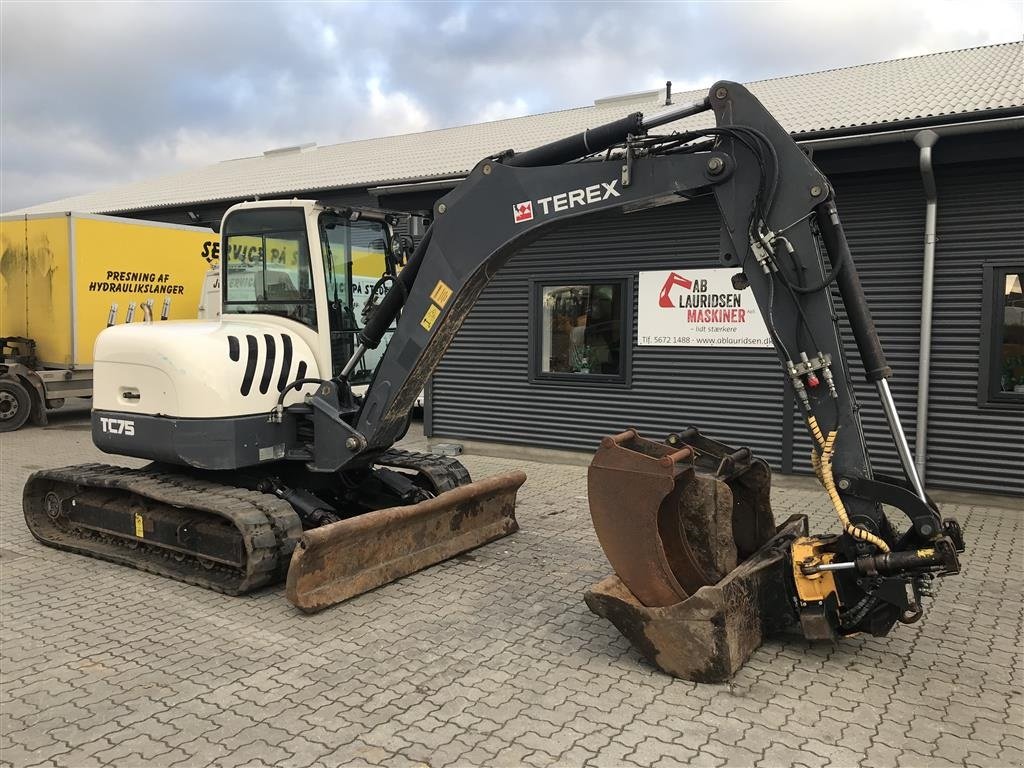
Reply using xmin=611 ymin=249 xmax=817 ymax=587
xmin=432 ymin=157 xmax=1023 ymax=495
xmin=795 ymin=159 xmax=1024 ymax=495
xmin=925 ymin=158 xmax=1024 ymax=494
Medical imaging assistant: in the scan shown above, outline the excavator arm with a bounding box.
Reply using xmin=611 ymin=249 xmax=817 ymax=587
xmin=302 ymin=81 xmax=963 ymax=651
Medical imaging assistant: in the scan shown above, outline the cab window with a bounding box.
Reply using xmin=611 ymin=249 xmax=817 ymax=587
xmin=222 ymin=208 xmax=317 ymax=329
xmin=319 ymin=212 xmax=393 ymax=382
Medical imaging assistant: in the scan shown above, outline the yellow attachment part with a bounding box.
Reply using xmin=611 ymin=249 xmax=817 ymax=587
xmin=791 ymin=536 xmax=840 ymax=604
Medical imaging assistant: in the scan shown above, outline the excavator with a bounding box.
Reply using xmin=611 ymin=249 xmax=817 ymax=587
xmin=24 ymin=81 xmax=964 ymax=681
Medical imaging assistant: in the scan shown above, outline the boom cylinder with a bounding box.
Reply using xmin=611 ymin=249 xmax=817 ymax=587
xmin=357 ymin=230 xmax=433 ymax=351
xmin=505 ymin=113 xmax=644 ymax=168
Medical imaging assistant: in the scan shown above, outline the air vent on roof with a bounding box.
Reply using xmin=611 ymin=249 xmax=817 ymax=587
xmin=594 ymin=87 xmax=663 ymax=107
xmin=263 ymin=142 xmax=317 ymax=156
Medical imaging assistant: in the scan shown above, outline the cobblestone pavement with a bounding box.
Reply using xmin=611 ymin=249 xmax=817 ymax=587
xmin=2 ymin=405 xmax=1022 ymax=768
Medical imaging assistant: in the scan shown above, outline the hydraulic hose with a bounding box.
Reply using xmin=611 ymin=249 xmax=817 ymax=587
xmin=809 ymin=421 xmax=891 ymax=553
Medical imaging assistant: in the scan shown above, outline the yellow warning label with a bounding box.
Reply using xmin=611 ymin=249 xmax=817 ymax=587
xmin=420 ymin=303 xmax=441 ymax=331
xmin=134 ymin=513 xmax=144 ymax=538
xmin=430 ymin=280 xmax=453 ymax=308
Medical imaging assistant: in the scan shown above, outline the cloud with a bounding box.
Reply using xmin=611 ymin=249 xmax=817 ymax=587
xmin=365 ymin=78 xmax=434 ymax=136
xmin=1 ymin=0 xmax=1021 ymax=212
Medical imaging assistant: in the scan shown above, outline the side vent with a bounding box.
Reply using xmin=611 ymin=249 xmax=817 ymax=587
xmin=230 ymin=332 xmax=312 ymax=397
xmin=260 ymin=334 xmax=277 ymax=395
xmin=241 ymin=335 xmax=259 ymax=396
xmin=277 ymin=335 xmax=294 ymax=392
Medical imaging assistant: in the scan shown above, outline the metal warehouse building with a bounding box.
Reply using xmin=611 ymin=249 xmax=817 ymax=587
xmin=9 ymin=43 xmax=1023 ymax=495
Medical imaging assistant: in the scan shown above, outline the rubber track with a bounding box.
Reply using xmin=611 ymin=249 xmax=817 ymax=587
xmin=23 ymin=463 xmax=302 ymax=595
xmin=376 ymin=449 xmax=472 ymax=495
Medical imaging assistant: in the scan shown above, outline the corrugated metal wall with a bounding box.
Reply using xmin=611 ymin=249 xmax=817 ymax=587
xmin=926 ymin=159 xmax=1023 ymax=494
xmin=431 ymin=157 xmax=1024 ymax=495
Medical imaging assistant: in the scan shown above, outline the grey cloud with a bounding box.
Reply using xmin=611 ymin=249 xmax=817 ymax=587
xmin=1 ymin=0 xmax=1020 ymax=212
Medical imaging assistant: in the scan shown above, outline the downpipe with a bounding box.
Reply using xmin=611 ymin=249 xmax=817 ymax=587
xmin=913 ymin=130 xmax=939 ymax=488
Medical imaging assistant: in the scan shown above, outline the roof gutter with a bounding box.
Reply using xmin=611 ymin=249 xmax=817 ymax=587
xmin=798 ymin=114 xmax=1024 ymax=150
xmin=794 ymin=105 xmax=1024 ymax=144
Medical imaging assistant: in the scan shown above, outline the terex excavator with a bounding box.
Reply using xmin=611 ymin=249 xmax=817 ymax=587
xmin=24 ymin=82 xmax=964 ymax=680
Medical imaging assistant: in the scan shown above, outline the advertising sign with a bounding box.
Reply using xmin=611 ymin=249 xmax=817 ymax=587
xmin=638 ymin=268 xmax=772 ymax=348
xmin=74 ymin=217 xmax=214 ymax=365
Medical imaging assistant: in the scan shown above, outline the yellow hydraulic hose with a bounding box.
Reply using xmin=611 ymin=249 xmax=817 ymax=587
xmin=808 ymin=418 xmax=891 ymax=553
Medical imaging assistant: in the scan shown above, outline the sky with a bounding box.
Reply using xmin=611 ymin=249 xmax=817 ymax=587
xmin=1 ymin=0 xmax=1022 ymax=213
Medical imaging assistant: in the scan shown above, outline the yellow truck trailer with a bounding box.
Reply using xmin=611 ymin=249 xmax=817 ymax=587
xmin=0 ymin=212 xmax=216 ymax=431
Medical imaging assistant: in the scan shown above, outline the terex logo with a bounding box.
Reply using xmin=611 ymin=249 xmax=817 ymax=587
xmin=513 ymin=180 xmax=621 ymax=223
xmin=513 ymin=201 xmax=534 ymax=223
xmin=100 ymin=417 xmax=135 ymax=436
xmin=659 ymin=272 xmax=693 ymax=307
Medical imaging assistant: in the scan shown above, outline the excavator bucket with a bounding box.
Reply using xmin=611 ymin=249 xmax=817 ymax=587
xmin=585 ymin=428 xmax=801 ymax=681
xmin=286 ymin=471 xmax=526 ymax=612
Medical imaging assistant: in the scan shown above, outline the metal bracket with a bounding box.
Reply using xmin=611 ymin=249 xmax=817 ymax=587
xmin=306 ymin=381 xmax=368 ymax=472
xmin=791 ymin=353 xmax=832 ymax=378
xmin=836 ymin=473 xmax=943 ymax=539
xmin=621 ymin=140 xmax=636 ymax=187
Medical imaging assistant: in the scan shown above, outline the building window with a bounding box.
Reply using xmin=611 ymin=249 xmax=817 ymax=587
xmin=532 ymin=279 xmax=631 ymax=384
xmin=979 ymin=262 xmax=1024 ymax=407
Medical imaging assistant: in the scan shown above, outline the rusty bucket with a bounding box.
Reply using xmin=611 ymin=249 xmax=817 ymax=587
xmin=286 ymin=471 xmax=526 ymax=612
xmin=586 ymin=428 xmax=790 ymax=680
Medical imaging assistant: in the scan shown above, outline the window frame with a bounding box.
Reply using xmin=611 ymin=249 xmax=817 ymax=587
xmin=978 ymin=260 xmax=1024 ymax=409
xmin=221 ymin=206 xmax=318 ymax=330
xmin=528 ymin=275 xmax=633 ymax=387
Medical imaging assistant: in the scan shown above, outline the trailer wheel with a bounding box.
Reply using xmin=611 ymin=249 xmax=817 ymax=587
xmin=0 ymin=379 xmax=31 ymax=432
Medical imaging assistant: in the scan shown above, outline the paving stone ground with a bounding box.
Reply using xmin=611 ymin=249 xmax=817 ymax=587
xmin=1 ymin=403 xmax=1021 ymax=768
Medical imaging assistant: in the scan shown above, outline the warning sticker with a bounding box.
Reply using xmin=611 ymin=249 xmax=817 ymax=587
xmin=134 ymin=513 xmax=144 ymax=538
xmin=420 ymin=303 xmax=441 ymax=331
xmin=430 ymin=280 xmax=453 ymax=308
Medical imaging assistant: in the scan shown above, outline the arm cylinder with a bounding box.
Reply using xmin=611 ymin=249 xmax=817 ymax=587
xmin=814 ymin=199 xmax=892 ymax=381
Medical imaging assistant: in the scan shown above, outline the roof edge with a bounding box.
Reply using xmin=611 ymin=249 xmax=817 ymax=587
xmin=791 ymin=104 xmax=1024 ymax=141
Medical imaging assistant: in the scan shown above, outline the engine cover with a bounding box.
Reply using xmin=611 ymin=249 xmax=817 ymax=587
xmin=93 ymin=319 xmax=321 ymax=418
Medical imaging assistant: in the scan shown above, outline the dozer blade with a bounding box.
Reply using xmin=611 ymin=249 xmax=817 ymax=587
xmin=286 ymin=471 xmax=526 ymax=612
